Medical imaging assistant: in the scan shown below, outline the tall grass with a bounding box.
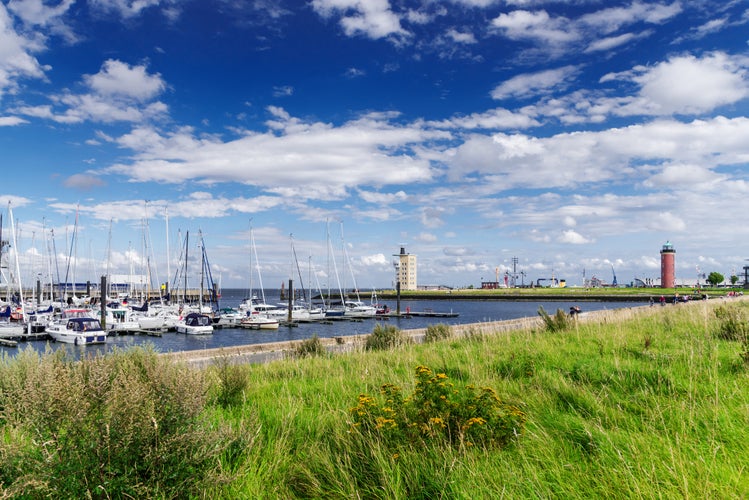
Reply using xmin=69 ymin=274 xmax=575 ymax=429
xmin=2 ymin=299 xmax=748 ymax=498
xmin=0 ymin=346 xmax=245 ymax=498
xmin=226 ymin=300 xmax=749 ymax=498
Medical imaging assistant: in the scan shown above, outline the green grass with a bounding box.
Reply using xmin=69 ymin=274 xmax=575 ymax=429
xmin=2 ymin=300 xmax=748 ymax=498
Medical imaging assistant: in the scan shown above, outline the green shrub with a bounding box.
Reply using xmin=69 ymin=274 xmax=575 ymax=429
xmin=350 ymin=365 xmax=526 ymax=450
xmin=538 ymin=306 xmax=572 ymax=332
xmin=0 ymin=346 xmax=235 ymax=498
xmin=294 ymin=334 xmax=326 ymax=358
xmin=366 ymin=324 xmax=409 ymax=351
xmin=424 ymin=323 xmax=453 ymax=343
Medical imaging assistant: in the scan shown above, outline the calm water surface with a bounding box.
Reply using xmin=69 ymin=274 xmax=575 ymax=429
xmin=1 ymin=289 xmax=647 ymax=359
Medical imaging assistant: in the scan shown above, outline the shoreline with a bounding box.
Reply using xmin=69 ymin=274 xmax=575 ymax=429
xmin=161 ymin=303 xmax=648 ymax=368
xmin=163 ymin=295 xmax=747 ymax=369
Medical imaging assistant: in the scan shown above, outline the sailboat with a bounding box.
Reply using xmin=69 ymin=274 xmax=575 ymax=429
xmin=339 ymin=221 xmax=376 ymax=318
xmin=0 ymin=204 xmax=31 ymax=339
xmin=265 ymin=235 xmax=324 ymax=322
xmin=323 ymin=220 xmax=347 ymax=318
xmin=174 ymin=230 xmax=214 ymax=334
xmin=238 ymin=224 xmax=279 ymax=330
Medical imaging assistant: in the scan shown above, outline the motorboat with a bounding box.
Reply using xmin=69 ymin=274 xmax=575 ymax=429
xmin=344 ymin=300 xmax=377 ymax=318
xmin=240 ymin=312 xmax=280 ymax=330
xmin=215 ymin=307 xmax=245 ymax=328
xmin=46 ymin=316 xmax=107 ymax=345
xmin=176 ymin=312 xmax=214 ymax=335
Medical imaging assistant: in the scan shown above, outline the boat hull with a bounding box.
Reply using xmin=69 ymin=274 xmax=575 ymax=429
xmin=176 ymin=325 xmax=214 ymax=335
xmin=45 ymin=317 xmax=107 ymax=345
xmin=240 ymin=316 xmax=280 ymax=330
xmin=48 ymin=331 xmax=107 ymax=345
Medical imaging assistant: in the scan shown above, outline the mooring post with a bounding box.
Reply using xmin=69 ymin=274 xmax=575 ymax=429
xmin=100 ymin=275 xmax=107 ymax=329
xmin=287 ymin=279 xmax=293 ymax=323
xmin=396 ymin=281 xmax=401 ymax=316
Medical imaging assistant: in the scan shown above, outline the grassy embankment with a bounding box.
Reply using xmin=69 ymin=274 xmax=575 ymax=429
xmin=1 ymin=299 xmax=748 ymax=498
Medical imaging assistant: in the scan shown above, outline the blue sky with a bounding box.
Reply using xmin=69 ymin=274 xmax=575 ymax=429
xmin=1 ymin=0 xmax=749 ymax=291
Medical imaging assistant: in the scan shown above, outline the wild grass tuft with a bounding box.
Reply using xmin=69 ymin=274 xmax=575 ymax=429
xmin=538 ymin=305 xmax=573 ymax=332
xmin=461 ymin=325 xmax=485 ymax=342
xmin=713 ymin=304 xmax=749 ymax=364
xmin=0 ymin=346 xmax=240 ymax=498
xmin=424 ymin=323 xmax=453 ymax=343
xmin=714 ymin=304 xmax=749 ymax=341
xmin=365 ymin=324 xmax=410 ymax=350
xmin=293 ymin=334 xmax=327 ymax=358
xmin=211 ymin=354 xmax=250 ymax=408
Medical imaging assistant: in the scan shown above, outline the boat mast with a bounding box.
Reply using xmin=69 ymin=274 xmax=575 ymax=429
xmin=199 ymin=230 xmax=204 ymax=311
xmin=291 ymin=236 xmax=307 ymax=305
xmin=0 ymin=212 xmax=6 ymax=303
xmin=327 ymin=220 xmax=344 ymax=308
xmin=249 ymin=223 xmax=267 ymax=305
xmin=340 ymin=220 xmax=362 ymax=302
xmin=248 ymin=221 xmax=254 ymax=299
xmin=8 ymin=203 xmax=26 ymax=321
xmin=165 ymin=207 xmax=170 ymax=303
xmin=183 ymin=230 xmax=189 ymax=306
xmin=105 ymin=218 xmax=113 ymax=300
xmin=44 ymin=219 xmax=54 ymax=303
xmin=61 ymin=207 xmax=79 ymax=303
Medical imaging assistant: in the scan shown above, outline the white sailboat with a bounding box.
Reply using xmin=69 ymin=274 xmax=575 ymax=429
xmin=324 ymin=220 xmax=347 ymax=318
xmin=339 ymin=221 xmax=376 ymax=318
xmin=238 ymin=224 xmax=279 ymax=330
xmin=174 ymin=230 xmax=214 ymax=334
xmin=287 ymin=234 xmax=325 ymax=321
xmin=0 ymin=203 xmax=31 ymax=339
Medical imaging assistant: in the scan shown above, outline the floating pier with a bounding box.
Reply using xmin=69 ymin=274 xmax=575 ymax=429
xmin=384 ymin=308 xmax=459 ymax=318
xmin=402 ymin=311 xmax=458 ymax=318
xmin=0 ymin=338 xmax=18 ymax=347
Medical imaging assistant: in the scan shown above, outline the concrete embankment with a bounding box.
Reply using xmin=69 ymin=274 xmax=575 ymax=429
xmin=163 ymin=303 xmax=666 ymax=369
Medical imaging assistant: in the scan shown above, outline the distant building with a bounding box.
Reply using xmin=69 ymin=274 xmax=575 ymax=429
xmin=660 ymin=241 xmax=676 ymax=288
xmin=394 ymin=246 xmax=417 ymax=291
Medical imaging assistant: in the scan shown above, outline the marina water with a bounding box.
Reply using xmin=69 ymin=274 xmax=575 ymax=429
xmin=1 ymin=288 xmax=646 ymax=359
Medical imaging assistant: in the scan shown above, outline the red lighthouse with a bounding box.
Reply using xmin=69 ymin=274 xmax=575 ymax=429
xmin=660 ymin=241 xmax=675 ymax=288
